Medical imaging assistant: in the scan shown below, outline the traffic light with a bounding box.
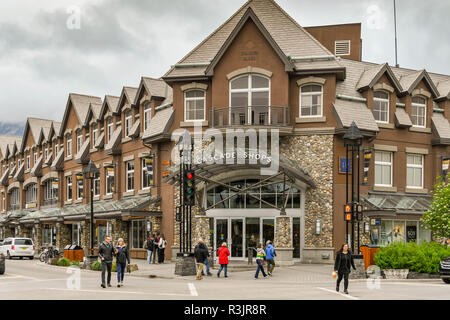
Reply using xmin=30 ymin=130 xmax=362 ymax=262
xmin=183 ymin=169 xmax=195 ymax=206
xmin=176 ymin=206 xmax=182 ymax=222
xmin=356 ymin=204 xmax=364 ymax=221
xmin=344 ymin=203 xmax=352 ymax=221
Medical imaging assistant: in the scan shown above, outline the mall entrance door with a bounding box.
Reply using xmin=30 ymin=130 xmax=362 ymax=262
xmin=214 ymin=218 xmax=244 ymax=259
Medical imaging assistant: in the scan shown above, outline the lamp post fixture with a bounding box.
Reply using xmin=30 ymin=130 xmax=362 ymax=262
xmin=83 ymin=160 xmax=99 ymax=259
xmin=343 ymin=121 xmax=363 ymax=254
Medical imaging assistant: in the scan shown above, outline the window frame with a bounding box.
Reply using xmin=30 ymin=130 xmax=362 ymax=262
xmin=143 ymin=104 xmax=152 ymax=131
xmin=411 ymin=96 xmax=427 ymax=128
xmin=25 ymin=183 xmax=38 ymax=204
xmin=373 ymin=90 xmax=390 ymax=123
xmin=374 ymin=151 xmax=393 ymax=187
xmin=92 ymin=123 xmax=98 ymax=146
xmin=406 ymin=153 xmax=424 ymax=189
xmin=126 ymin=160 xmax=135 ymax=192
xmin=66 ymin=176 xmax=73 ymax=201
xmin=184 ymin=89 xmax=206 ymax=122
xmin=141 ymin=157 xmax=154 ymax=190
xmin=105 ymin=168 xmax=114 ymax=195
xmin=299 ymin=84 xmax=324 ymax=118
xmin=76 ymin=130 xmax=83 ymax=154
xmin=66 ymin=135 xmax=72 ymax=157
xmin=124 ymin=109 xmax=132 ymax=137
xmin=229 ymin=74 xmax=271 ymax=107
xmin=107 ymin=117 xmax=114 ymax=142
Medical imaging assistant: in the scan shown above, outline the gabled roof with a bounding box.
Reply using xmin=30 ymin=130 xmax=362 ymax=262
xmin=0 ymin=135 xmax=22 ymax=160
xmin=398 ymin=69 xmax=440 ymax=98
xmin=431 ymin=113 xmax=450 ymax=145
xmin=436 ymin=80 xmax=450 ymax=101
xmin=59 ymin=93 xmax=102 ymax=136
xmin=99 ymin=95 xmax=120 ymax=120
xmin=164 ymin=0 xmax=337 ymax=79
xmin=21 ymin=117 xmax=53 ymax=152
xmin=86 ymin=102 xmax=103 ymax=125
xmin=134 ymin=77 xmax=171 ymax=106
xmin=49 ymin=121 xmax=62 ymax=140
xmin=117 ymin=87 xmax=138 ymax=112
xmin=356 ymin=63 xmax=403 ymax=93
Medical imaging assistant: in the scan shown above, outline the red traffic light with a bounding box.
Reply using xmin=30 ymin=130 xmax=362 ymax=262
xmin=187 ymin=172 xmax=194 ymax=180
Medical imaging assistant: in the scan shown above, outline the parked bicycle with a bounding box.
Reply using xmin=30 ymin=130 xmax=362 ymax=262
xmin=39 ymin=245 xmax=60 ymax=263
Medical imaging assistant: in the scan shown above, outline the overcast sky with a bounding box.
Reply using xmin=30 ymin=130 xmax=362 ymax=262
xmin=0 ymin=0 xmax=449 ymax=124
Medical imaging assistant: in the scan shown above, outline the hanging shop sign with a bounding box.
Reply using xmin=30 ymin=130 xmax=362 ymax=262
xmin=442 ymin=158 xmax=449 ymax=178
xmin=106 ymin=167 xmax=115 ymax=177
xmin=162 ymin=160 xmax=171 ymax=178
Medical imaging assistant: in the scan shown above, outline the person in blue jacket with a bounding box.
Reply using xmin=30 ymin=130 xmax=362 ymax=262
xmin=265 ymin=240 xmax=276 ymax=276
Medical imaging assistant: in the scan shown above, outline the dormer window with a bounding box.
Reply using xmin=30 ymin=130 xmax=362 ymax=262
xmin=92 ymin=123 xmax=98 ymax=145
xmin=26 ymin=153 xmax=30 ymax=170
xmin=66 ymin=135 xmax=72 ymax=157
xmin=107 ymin=117 xmax=114 ymax=142
xmin=143 ymin=104 xmax=151 ymax=131
xmin=411 ymin=96 xmax=426 ymax=128
xmin=124 ymin=110 xmax=132 ymax=137
xmin=33 ymin=152 xmax=37 ymax=166
xmin=76 ymin=130 xmax=83 ymax=153
xmin=300 ymin=85 xmax=323 ymax=118
xmin=373 ymin=91 xmax=389 ymax=123
xmin=184 ymin=90 xmax=206 ymax=122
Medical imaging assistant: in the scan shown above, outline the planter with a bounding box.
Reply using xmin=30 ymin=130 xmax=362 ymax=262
xmin=383 ymin=269 xmax=409 ymax=279
xmin=407 ymin=271 xmax=440 ymax=279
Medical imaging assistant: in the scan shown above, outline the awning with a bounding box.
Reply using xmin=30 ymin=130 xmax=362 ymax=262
xmin=105 ymin=126 xmax=122 ymax=155
xmin=362 ymin=193 xmax=432 ymax=216
xmin=0 ymin=168 xmax=9 ymax=186
xmin=75 ymin=139 xmax=90 ymax=164
xmin=51 ymin=150 xmax=64 ymax=171
xmin=94 ymin=132 xmax=105 ymax=149
xmin=142 ymin=106 xmax=174 ymax=143
xmin=44 ymin=152 xmax=53 ymax=166
xmin=13 ymin=163 xmax=24 ymax=182
xmin=333 ymin=99 xmax=379 ymax=135
xmin=163 ymin=153 xmax=316 ymax=189
xmin=17 ymin=194 xmax=161 ymax=223
xmin=31 ymin=156 xmax=43 ymax=177
xmin=129 ymin=121 xmax=140 ymax=138
xmin=395 ymin=108 xmax=413 ymax=128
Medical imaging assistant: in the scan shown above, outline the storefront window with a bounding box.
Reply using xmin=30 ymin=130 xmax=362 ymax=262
xmin=371 ymin=219 xmax=431 ymax=246
xmin=97 ymin=220 xmax=108 ymax=246
xmin=130 ymin=220 xmax=146 ymax=249
xmin=71 ymin=223 xmax=80 ymax=245
xmin=42 ymin=225 xmax=53 ymax=246
xmin=262 ymin=219 xmax=275 ymax=246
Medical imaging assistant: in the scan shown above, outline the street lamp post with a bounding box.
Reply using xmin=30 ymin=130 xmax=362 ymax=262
xmin=343 ymin=122 xmax=363 ymax=253
xmin=83 ymin=160 xmax=99 ymax=264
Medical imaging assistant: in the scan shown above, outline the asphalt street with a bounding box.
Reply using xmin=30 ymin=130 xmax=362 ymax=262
xmin=0 ymin=258 xmax=449 ymax=300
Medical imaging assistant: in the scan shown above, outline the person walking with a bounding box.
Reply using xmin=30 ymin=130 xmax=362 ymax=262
xmin=265 ymin=240 xmax=276 ymax=276
xmin=254 ymin=243 xmax=267 ymax=279
xmin=157 ymin=233 xmax=167 ymax=264
xmin=98 ymin=235 xmax=115 ymax=288
xmin=201 ymin=242 xmax=213 ymax=277
xmin=153 ymin=233 xmax=160 ymax=264
xmin=217 ymin=242 xmax=230 ymax=278
xmin=144 ymin=235 xmax=154 ymax=265
xmin=334 ymin=243 xmax=356 ymax=294
xmin=115 ymin=238 xmax=130 ymax=287
xmin=194 ymin=238 xmax=209 ymax=280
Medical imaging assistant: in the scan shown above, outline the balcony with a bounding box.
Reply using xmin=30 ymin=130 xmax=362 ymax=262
xmin=211 ymin=106 xmax=290 ymax=128
xmin=42 ymin=198 xmax=58 ymax=207
xmin=8 ymin=204 xmax=20 ymax=211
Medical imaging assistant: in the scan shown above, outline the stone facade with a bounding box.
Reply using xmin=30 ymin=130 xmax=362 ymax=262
xmin=55 ymin=222 xmax=71 ymax=250
xmin=280 ymin=135 xmax=334 ymax=249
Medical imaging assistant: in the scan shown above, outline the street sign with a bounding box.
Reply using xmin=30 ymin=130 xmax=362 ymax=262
xmin=371 ymin=218 xmax=381 ymax=226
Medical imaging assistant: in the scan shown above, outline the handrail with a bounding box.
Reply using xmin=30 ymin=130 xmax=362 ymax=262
xmin=211 ymin=105 xmax=290 ymax=127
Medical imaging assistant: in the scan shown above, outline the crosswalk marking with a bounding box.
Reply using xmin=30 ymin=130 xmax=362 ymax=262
xmin=317 ymin=287 xmax=360 ymax=300
xmin=188 ymin=283 xmax=198 ymax=296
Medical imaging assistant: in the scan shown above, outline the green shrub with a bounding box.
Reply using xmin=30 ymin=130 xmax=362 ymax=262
xmin=71 ymin=261 xmax=80 ymax=267
xmin=374 ymin=242 xmax=450 ymax=274
xmin=91 ymin=261 xmax=102 ymax=271
xmin=56 ymin=258 xmax=71 ymax=267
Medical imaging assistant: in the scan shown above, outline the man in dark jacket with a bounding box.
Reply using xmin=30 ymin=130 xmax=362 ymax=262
xmin=201 ymin=241 xmax=213 ymax=277
xmin=153 ymin=233 xmax=159 ymax=264
xmin=99 ymin=235 xmax=116 ymax=288
xmin=194 ymin=238 xmax=209 ymax=280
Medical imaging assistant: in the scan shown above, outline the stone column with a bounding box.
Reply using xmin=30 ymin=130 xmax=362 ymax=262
xmin=34 ymin=224 xmax=43 ymax=251
xmin=80 ymin=220 xmax=90 ymax=256
xmin=56 ymin=223 xmax=71 ymax=250
xmin=111 ymin=219 xmax=128 ymax=244
xmin=274 ymin=216 xmax=293 ymax=266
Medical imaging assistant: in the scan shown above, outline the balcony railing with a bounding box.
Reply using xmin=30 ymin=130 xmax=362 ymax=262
xmin=42 ymin=198 xmax=58 ymax=207
xmin=8 ymin=204 xmax=20 ymax=211
xmin=211 ymin=106 xmax=290 ymax=128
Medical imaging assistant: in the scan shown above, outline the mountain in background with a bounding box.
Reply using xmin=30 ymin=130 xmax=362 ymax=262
xmin=0 ymin=122 xmax=24 ymax=137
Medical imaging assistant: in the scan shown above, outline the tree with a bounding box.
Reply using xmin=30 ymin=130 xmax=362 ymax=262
xmin=421 ymin=174 xmax=450 ymax=239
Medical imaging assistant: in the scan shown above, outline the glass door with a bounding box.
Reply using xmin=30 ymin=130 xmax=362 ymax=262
xmin=230 ymin=218 xmax=244 ymax=258
xmin=215 ymin=219 xmax=228 ymax=254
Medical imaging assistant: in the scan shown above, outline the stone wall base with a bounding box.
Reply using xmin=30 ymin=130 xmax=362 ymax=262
xmin=275 ymin=247 xmax=294 ymax=266
xmin=171 ymin=246 xmax=180 ymax=262
xmin=301 ymin=247 xmax=335 ymax=264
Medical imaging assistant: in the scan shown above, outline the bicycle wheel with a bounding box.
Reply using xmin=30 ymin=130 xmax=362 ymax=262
xmin=39 ymin=252 xmax=46 ymax=262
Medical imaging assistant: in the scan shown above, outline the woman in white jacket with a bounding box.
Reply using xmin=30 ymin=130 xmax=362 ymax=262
xmin=157 ymin=234 xmax=167 ymax=263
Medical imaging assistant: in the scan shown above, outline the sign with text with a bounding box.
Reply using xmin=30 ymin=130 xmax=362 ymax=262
xmin=339 ymin=157 xmax=352 ymax=174
xmin=363 ymin=150 xmax=372 ymax=185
